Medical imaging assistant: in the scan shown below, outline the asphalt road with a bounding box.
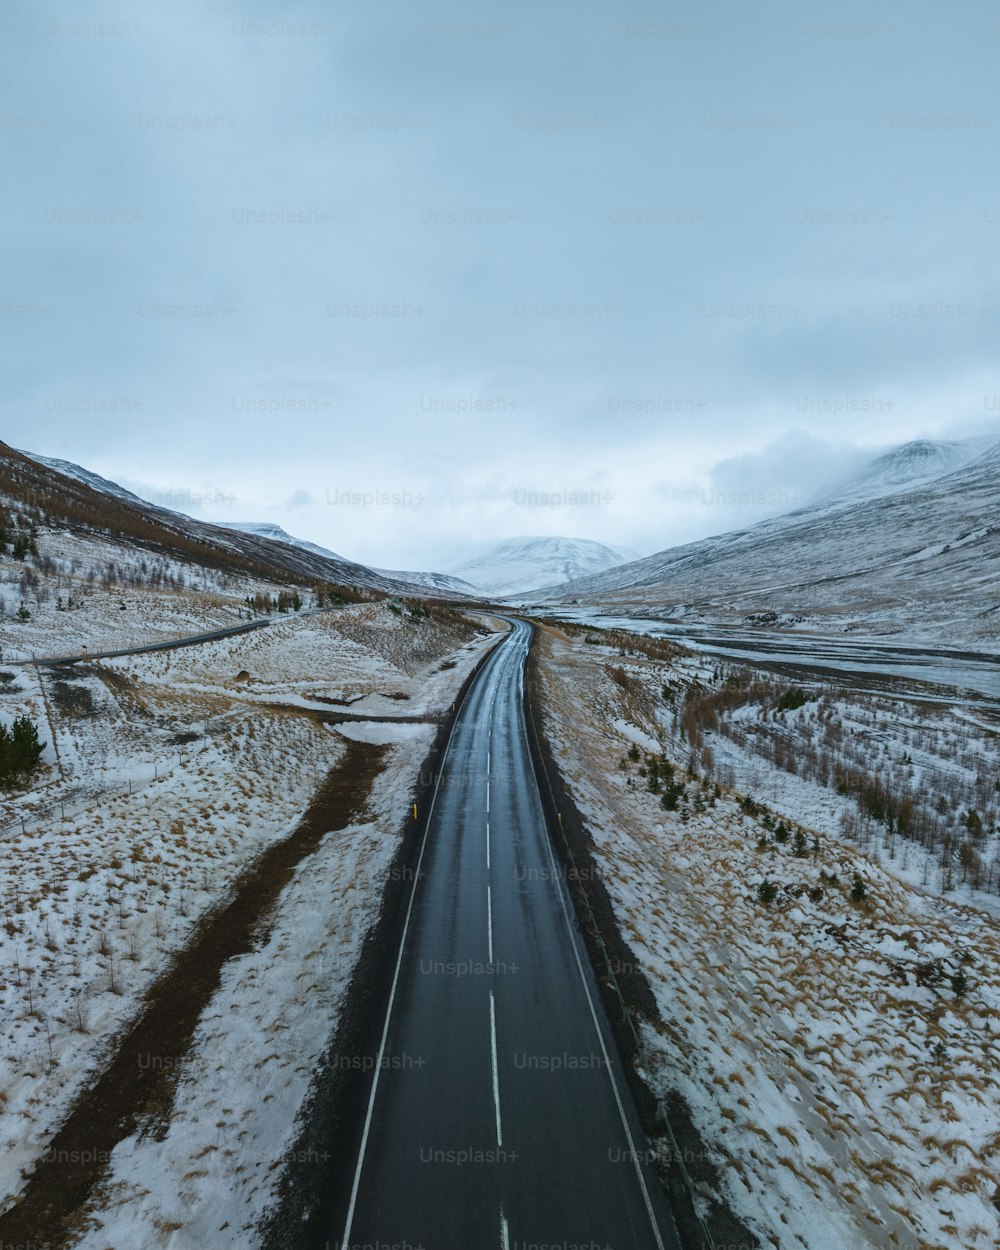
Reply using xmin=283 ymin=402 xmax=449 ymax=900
xmin=338 ymin=617 xmax=681 ymax=1250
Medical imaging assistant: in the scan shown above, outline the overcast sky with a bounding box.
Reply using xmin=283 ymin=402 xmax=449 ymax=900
xmin=3 ymin=0 xmax=999 ymax=568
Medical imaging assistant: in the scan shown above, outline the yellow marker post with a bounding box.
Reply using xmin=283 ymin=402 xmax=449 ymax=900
xmin=413 ymin=804 xmax=418 ymax=820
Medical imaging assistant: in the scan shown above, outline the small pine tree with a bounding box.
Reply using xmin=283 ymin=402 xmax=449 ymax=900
xmin=757 ymin=879 xmax=778 ymax=905
xmin=951 ymin=969 xmax=969 ymax=997
xmin=0 ymin=715 xmax=46 ymax=787
xmin=850 ymin=872 xmax=867 ymax=903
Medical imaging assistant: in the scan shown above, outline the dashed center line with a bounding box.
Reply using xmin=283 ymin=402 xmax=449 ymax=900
xmin=487 ymin=883 xmax=494 ymax=964
xmin=490 ymin=990 xmax=503 ymax=1147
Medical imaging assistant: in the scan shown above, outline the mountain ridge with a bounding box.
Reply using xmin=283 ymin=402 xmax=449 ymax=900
xmin=11 ymin=448 xmax=409 ymax=594
xmin=812 ymin=435 xmax=997 ymax=509
xmin=535 ymin=438 xmax=1000 ymax=643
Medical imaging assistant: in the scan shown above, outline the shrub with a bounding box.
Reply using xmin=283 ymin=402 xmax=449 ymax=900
xmin=608 ymin=666 xmax=631 ymax=691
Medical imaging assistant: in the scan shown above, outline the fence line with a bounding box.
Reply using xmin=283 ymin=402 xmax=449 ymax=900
xmin=0 ymin=751 xmax=196 ymax=842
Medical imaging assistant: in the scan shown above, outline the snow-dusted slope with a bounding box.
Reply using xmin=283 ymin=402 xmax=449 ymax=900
xmin=814 ymin=436 xmax=996 ymax=508
xmin=374 ymin=568 xmax=482 ymax=596
xmin=9 ymin=447 xmax=406 ymax=593
xmin=214 ymin=521 xmax=350 ymax=564
xmin=540 ymin=441 xmax=1000 ymax=643
xmin=19 ymin=451 xmax=156 ymax=509
xmin=216 ymin=525 xmax=478 ymax=597
xmin=447 ymin=535 xmax=640 ymax=598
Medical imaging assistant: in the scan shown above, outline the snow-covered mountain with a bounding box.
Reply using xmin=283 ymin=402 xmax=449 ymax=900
xmin=537 ymin=440 xmax=1000 ymax=644
xmin=814 ymin=436 xmax=997 ymax=508
xmin=445 ymin=536 xmax=640 ymax=598
xmin=214 ymin=521 xmax=350 ymax=564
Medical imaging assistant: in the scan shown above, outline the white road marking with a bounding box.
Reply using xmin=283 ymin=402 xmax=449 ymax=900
xmin=486 ymin=820 xmax=491 ymax=870
xmin=500 ymin=1207 xmax=510 ymax=1250
xmin=490 ymin=990 xmax=503 ymax=1147
xmin=535 ymin=790 xmax=668 ymax=1250
xmin=339 ymin=630 xmax=509 ymax=1248
xmin=487 ymin=883 xmax=494 ymax=964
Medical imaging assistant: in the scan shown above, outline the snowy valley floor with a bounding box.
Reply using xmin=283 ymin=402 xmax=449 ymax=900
xmin=534 ymin=622 xmax=1000 ymax=1250
xmin=0 ymin=600 xmax=501 ymax=1248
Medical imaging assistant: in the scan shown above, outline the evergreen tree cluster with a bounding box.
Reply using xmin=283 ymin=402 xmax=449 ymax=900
xmin=0 ymin=715 xmax=46 ymax=787
xmin=0 ymin=505 xmax=39 ymax=562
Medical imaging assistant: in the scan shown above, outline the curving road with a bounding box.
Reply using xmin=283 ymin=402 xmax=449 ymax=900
xmin=337 ymin=617 xmax=681 ymax=1249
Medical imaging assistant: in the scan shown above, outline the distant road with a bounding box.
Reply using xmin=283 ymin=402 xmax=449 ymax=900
xmin=24 ymin=618 xmax=271 ymax=667
xmin=19 ymin=602 xmax=488 ymax=669
xmin=540 ymin=611 xmax=1000 ymax=703
xmin=333 ymin=617 xmax=680 ymax=1249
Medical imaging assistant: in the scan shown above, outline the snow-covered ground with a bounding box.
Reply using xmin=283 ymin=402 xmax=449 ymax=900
xmin=0 ymin=598 xmax=500 ymax=1238
xmin=536 ymin=623 xmax=1000 ymax=1250
xmin=69 ymin=721 xmax=435 ymax=1250
xmin=0 ymin=526 xmax=273 ymax=664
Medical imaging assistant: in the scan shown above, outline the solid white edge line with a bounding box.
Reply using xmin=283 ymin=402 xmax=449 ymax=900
xmin=520 ymin=629 xmax=668 ymax=1250
xmin=340 ymin=630 xmax=510 ymax=1248
xmin=490 ymin=989 xmax=504 ymax=1147
xmin=541 ymin=826 xmax=666 ymax=1250
xmin=487 ymin=883 xmax=494 ymax=964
